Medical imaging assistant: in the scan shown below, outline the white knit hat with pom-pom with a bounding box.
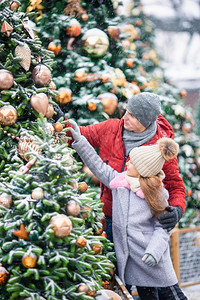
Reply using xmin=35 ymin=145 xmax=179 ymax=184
xmin=129 ymin=137 xmax=179 ymax=177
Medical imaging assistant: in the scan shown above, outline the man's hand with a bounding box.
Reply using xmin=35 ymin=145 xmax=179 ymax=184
xmin=52 ymin=104 xmax=65 ymax=122
xmin=159 ymin=206 xmax=182 ymax=231
xmin=142 ymin=253 xmax=157 ymax=266
xmin=68 ymin=119 xmax=81 ymax=141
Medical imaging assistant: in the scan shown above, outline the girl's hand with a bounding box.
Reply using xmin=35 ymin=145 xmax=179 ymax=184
xmin=68 ymin=119 xmax=81 ymax=141
xmin=142 ymin=253 xmax=157 ymax=266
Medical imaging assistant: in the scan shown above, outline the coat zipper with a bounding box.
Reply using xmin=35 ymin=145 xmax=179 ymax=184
xmin=100 ymin=160 xmax=109 ymax=197
xmin=121 ymin=155 xmax=128 ymax=172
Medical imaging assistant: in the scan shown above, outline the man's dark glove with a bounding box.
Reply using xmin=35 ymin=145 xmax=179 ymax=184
xmin=159 ymin=206 xmax=183 ymax=231
xmin=52 ymin=104 xmax=65 ymax=122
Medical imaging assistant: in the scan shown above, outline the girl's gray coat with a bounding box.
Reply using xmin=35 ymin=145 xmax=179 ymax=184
xmin=73 ymin=136 xmax=177 ymax=287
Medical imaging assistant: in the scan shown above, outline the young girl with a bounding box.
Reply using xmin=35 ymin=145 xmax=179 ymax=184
xmin=69 ymin=120 xmax=187 ymax=300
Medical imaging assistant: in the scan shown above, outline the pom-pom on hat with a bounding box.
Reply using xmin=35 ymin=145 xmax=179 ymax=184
xmin=126 ymin=92 xmax=161 ymax=128
xmin=129 ymin=137 xmax=179 ymax=177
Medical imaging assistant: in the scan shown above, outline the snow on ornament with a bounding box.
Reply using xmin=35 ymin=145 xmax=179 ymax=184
xmin=66 ymin=19 xmax=81 ymax=37
xmin=22 ymin=253 xmax=37 ymax=268
xmin=172 ymin=104 xmax=186 ymax=117
xmin=45 ymin=122 xmax=55 ymax=135
xmin=108 ymin=68 xmax=126 ymax=87
xmin=56 ymin=87 xmax=72 ymax=105
xmin=82 ymin=28 xmax=109 ymax=58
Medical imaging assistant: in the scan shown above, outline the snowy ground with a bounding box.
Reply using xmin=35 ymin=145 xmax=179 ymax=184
xmin=182 ymin=284 xmax=200 ymax=300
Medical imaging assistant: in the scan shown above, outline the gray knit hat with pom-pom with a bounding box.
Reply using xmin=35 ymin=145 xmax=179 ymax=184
xmin=129 ymin=137 xmax=179 ymax=177
xmin=126 ymin=92 xmax=161 ymax=128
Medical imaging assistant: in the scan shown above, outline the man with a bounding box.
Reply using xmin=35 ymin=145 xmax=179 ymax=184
xmin=58 ymin=92 xmax=185 ymax=238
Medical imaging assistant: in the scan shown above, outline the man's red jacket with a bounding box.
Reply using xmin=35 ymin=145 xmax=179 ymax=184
xmin=67 ymin=115 xmax=186 ymax=217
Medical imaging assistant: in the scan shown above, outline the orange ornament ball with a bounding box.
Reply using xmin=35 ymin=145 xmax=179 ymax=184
xmin=87 ymin=102 xmax=97 ymax=111
xmin=87 ymin=290 xmax=96 ymax=297
xmin=0 ymin=265 xmax=9 ymax=285
xmin=22 ymin=253 xmax=37 ymax=268
xmin=66 ymin=19 xmax=81 ymax=37
xmin=76 ymin=236 xmax=87 ymax=248
xmin=48 ymin=42 xmax=61 ymax=56
xmin=56 ymin=88 xmax=72 ymax=105
xmin=91 ymin=244 xmax=102 ymax=254
xmin=54 ymin=122 xmax=63 ymax=132
xmin=180 ymin=89 xmax=187 ymax=98
xmin=126 ymin=59 xmax=134 ymax=68
xmin=81 ymin=14 xmax=89 ymax=22
xmin=78 ymin=182 xmax=88 ymax=193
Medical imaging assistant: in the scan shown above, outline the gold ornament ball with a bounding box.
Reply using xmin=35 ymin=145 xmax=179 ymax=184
xmin=45 ymin=104 xmax=55 ymax=119
xmin=0 ymin=69 xmax=14 ymax=90
xmin=77 ymin=283 xmax=89 ymax=293
xmin=56 ymin=88 xmax=72 ymax=105
xmin=32 ymin=65 xmax=51 ymax=86
xmin=50 ymin=214 xmax=73 ymax=238
xmin=82 ymin=28 xmax=109 ymax=58
xmin=92 ymin=244 xmax=102 ymax=254
xmin=98 ymin=93 xmax=118 ymax=115
xmin=0 ymin=105 xmax=17 ymax=126
xmin=31 ymin=187 xmax=44 ymax=200
xmin=76 ymin=236 xmax=87 ymax=248
xmin=22 ymin=253 xmax=37 ymax=268
xmin=65 ymin=200 xmax=80 ymax=216
xmin=109 ymin=68 xmax=126 ymax=87
xmin=0 ymin=265 xmax=9 ymax=286
xmin=0 ymin=193 xmax=12 ymax=208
